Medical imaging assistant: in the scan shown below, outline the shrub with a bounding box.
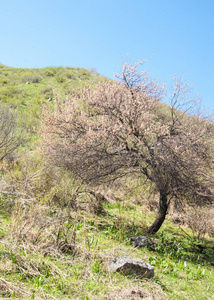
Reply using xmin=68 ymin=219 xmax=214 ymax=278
xmin=184 ymin=205 xmax=214 ymax=239
xmin=44 ymin=68 xmax=55 ymax=77
xmin=10 ymin=202 xmax=78 ymax=256
xmin=21 ymin=74 xmax=43 ymax=84
xmin=55 ymin=75 xmax=66 ymax=83
xmin=0 ymin=104 xmax=24 ymax=161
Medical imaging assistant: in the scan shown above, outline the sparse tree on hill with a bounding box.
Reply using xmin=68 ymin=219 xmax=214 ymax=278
xmin=40 ymin=62 xmax=214 ymax=234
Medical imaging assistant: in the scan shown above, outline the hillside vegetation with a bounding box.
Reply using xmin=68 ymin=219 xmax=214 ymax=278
xmin=0 ymin=64 xmax=101 ymax=130
xmin=0 ymin=63 xmax=213 ymax=300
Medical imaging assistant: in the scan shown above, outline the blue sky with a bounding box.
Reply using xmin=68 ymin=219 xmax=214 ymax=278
xmin=1 ymin=0 xmax=213 ymax=111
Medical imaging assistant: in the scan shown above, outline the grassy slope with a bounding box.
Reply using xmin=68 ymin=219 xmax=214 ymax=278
xmin=0 ymin=64 xmax=101 ymax=125
xmin=0 ymin=65 xmax=213 ymax=300
xmin=0 ymin=200 xmax=213 ymax=300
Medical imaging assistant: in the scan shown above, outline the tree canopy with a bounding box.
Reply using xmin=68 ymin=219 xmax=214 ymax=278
xmin=40 ymin=62 xmax=214 ymax=234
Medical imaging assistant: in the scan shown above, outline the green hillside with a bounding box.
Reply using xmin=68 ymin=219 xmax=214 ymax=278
xmin=0 ymin=65 xmax=213 ymax=300
xmin=0 ymin=64 xmax=101 ymax=131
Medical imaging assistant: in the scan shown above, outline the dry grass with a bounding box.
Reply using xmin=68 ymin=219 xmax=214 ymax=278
xmin=106 ymin=286 xmax=164 ymax=300
xmin=9 ymin=202 xmax=78 ymax=257
xmin=169 ymin=203 xmax=214 ymax=239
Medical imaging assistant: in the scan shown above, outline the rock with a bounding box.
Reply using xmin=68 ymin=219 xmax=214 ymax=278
xmin=130 ymin=236 xmax=149 ymax=247
xmin=130 ymin=236 xmax=158 ymax=250
xmin=106 ymin=256 xmax=154 ymax=278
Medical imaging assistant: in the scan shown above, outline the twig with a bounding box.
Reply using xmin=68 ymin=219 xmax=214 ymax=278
xmin=178 ymin=226 xmax=193 ymax=240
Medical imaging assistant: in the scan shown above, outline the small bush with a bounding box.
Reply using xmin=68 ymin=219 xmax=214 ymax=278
xmin=56 ymin=75 xmax=66 ymax=83
xmin=185 ymin=206 xmax=214 ymax=239
xmin=66 ymin=72 xmax=76 ymax=80
xmin=40 ymin=87 xmax=54 ymax=99
xmin=44 ymin=68 xmax=55 ymax=77
xmin=170 ymin=204 xmax=214 ymax=239
xmin=10 ymin=202 xmax=78 ymax=256
xmin=40 ymin=87 xmax=52 ymax=94
xmin=21 ymin=74 xmax=43 ymax=83
xmin=0 ymin=78 xmax=8 ymax=85
xmin=78 ymin=70 xmax=91 ymax=80
xmin=0 ymin=86 xmax=21 ymax=98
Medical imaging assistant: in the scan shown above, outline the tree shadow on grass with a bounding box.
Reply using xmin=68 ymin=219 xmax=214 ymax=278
xmin=94 ymin=213 xmax=214 ymax=267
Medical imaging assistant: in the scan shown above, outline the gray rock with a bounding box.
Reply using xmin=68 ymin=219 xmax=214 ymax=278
xmin=130 ymin=236 xmax=149 ymax=247
xmin=106 ymin=256 xmax=154 ymax=278
xmin=130 ymin=236 xmax=159 ymax=250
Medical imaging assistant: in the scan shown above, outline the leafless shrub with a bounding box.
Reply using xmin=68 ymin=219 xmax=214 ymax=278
xmin=10 ymin=202 xmax=78 ymax=256
xmin=184 ymin=205 xmax=214 ymax=239
xmin=169 ymin=202 xmax=214 ymax=239
xmin=0 ymin=151 xmax=54 ymax=217
xmin=0 ymin=104 xmax=24 ymax=161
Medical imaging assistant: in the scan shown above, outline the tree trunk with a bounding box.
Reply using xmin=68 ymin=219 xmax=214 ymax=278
xmin=147 ymin=191 xmax=168 ymax=234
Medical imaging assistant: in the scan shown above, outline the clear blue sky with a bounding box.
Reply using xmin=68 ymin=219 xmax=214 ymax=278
xmin=1 ymin=0 xmax=213 ymax=111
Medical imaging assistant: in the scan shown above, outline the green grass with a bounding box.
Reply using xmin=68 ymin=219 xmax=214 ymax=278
xmin=0 ymin=197 xmax=213 ymax=300
xmin=0 ymin=64 xmax=102 ymax=134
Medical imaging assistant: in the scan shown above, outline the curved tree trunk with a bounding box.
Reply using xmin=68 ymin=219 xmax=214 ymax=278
xmin=147 ymin=191 xmax=168 ymax=234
